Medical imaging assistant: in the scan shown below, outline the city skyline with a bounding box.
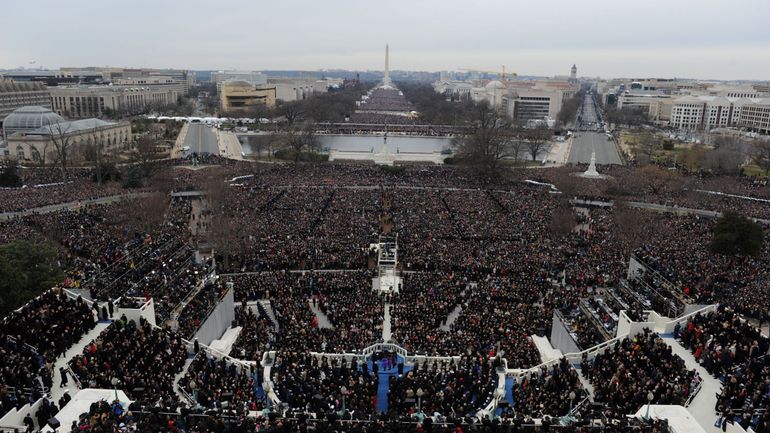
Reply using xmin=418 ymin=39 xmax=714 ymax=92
xmin=1 ymin=0 xmax=770 ymax=80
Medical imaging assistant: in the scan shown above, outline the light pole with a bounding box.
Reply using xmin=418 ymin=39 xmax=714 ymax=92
xmin=111 ymin=377 xmax=120 ymax=403
xmin=416 ymin=388 xmax=425 ymax=421
xmin=338 ymin=386 xmax=348 ymax=417
xmin=189 ymin=380 xmax=198 ymax=405
xmin=645 ymin=391 xmax=654 ymax=420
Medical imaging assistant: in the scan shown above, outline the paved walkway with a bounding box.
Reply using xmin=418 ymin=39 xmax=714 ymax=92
xmin=544 ymin=137 xmax=573 ymax=166
xmin=0 ymin=192 xmax=152 ymax=221
xmin=171 ymin=123 xmax=190 ymax=158
xmin=382 ymin=303 xmax=392 ymax=342
xmin=308 ymin=299 xmax=334 ymax=329
xmin=173 ymin=357 xmax=196 ymax=404
xmin=440 ymin=305 xmax=462 ymax=331
xmin=662 ymin=336 xmax=723 ymax=433
xmin=51 ymin=320 xmax=112 ymax=403
xmin=216 ymin=130 xmax=245 ymax=160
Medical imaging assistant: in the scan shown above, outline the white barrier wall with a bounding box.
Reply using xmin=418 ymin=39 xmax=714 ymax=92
xmin=193 ymin=288 xmax=234 ymax=346
xmin=627 ymin=255 xmax=645 ymax=280
xmin=117 ymin=298 xmax=156 ymax=327
xmin=549 ymin=312 xmax=582 ymax=355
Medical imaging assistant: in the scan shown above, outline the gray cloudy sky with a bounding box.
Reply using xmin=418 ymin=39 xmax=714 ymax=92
xmin=2 ymin=0 xmax=769 ymax=80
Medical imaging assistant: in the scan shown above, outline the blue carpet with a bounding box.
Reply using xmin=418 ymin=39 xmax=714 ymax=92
xmin=254 ymin=374 xmax=265 ymax=400
xmin=363 ymin=356 xmax=412 ymax=413
xmin=376 ymin=374 xmax=390 ymax=413
xmin=495 ymin=376 xmax=516 ymax=417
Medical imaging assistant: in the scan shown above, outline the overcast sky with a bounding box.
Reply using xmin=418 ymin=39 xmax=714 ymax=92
xmin=2 ymin=0 xmax=769 ymax=80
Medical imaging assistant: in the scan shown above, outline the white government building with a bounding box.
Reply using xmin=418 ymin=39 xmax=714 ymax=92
xmin=433 ymin=66 xmax=580 ymax=125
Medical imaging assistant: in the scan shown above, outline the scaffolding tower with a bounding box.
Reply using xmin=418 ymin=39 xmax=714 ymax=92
xmin=372 ymin=235 xmax=401 ymax=293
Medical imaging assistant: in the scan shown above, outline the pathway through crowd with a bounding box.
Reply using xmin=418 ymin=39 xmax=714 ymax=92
xmin=363 ymin=355 xmax=413 ymax=413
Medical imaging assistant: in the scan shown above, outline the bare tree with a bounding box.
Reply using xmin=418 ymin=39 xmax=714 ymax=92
xmin=301 ymin=123 xmax=320 ymax=154
xmin=282 ymin=129 xmax=306 ymax=162
xmin=131 ymin=135 xmax=160 ymax=177
xmin=38 ymin=141 xmax=52 ymax=167
xmin=625 ymin=165 xmax=681 ymax=196
xmin=47 ymin=120 xmax=73 ymax=182
xmin=705 ymin=141 xmax=745 ymax=175
xmin=635 ymin=132 xmax=658 ymax=165
xmin=612 ymin=202 xmax=652 ymax=256
xmin=453 ymin=101 xmax=515 ymax=174
xmin=523 ymin=127 xmax=552 ymax=162
xmin=678 ymin=145 xmax=707 ymax=171
xmin=278 ymin=100 xmax=305 ymax=126
xmin=509 ymin=137 xmax=524 ymax=166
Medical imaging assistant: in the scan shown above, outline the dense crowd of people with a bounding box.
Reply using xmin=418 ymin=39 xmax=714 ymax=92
xmin=513 ymin=358 xmax=588 ymax=418
xmin=0 ymin=289 xmax=95 ymax=417
xmin=272 ymin=352 xmax=378 ymax=415
xmin=388 ymin=355 xmax=500 ymax=419
xmin=676 ymin=307 xmax=769 ymax=426
xmin=581 ymin=330 xmax=701 ymax=415
xmin=68 ymin=317 xmax=188 ymax=406
xmin=2 ymin=160 xmax=770 ymax=431
xmin=182 ymin=352 xmax=265 ymax=412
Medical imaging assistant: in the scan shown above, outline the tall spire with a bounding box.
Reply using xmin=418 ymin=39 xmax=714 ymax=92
xmin=383 ymin=44 xmax=391 ymax=85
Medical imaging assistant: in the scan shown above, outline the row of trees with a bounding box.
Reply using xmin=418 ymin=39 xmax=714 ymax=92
xmin=452 ymin=101 xmax=552 ymax=174
xmin=605 ymin=107 xmax=649 ymax=129
xmin=219 ymin=81 xmax=372 ymax=126
xmin=556 ymin=91 xmax=584 ymax=126
xmin=633 ymin=131 xmax=770 ymax=177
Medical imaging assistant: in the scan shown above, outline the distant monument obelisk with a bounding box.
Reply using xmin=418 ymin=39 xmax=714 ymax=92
xmin=383 ymin=44 xmax=392 ymax=87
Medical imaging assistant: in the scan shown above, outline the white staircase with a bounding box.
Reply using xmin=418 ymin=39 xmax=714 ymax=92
xmin=573 ymin=366 xmax=596 ymax=401
xmin=383 ymin=302 xmax=392 ymax=342
xmin=51 ymin=320 xmax=112 ymax=403
xmin=258 ymin=300 xmax=279 ymax=332
xmin=662 ymin=336 xmax=724 ymax=433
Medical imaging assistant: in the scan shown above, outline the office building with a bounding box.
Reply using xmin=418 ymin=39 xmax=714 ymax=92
xmin=736 ymin=98 xmax=770 ymax=134
xmin=220 ymin=81 xmax=276 ymax=112
xmin=0 ymin=79 xmax=52 ymax=125
xmin=49 ymin=84 xmax=182 ymax=118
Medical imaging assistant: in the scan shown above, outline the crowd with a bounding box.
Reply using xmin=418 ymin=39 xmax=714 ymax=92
xmin=356 ymin=87 xmax=414 ymax=113
xmin=389 ymin=273 xmax=468 ymax=354
xmin=512 ymin=358 xmax=588 ymax=418
xmin=1 ymin=289 xmax=96 ymax=363
xmin=4 ymin=159 xmax=770 ymax=430
xmin=0 ymin=289 xmax=95 ymax=418
xmin=68 ymin=317 xmax=188 ymax=406
xmin=388 ymin=356 xmax=499 ymax=420
xmin=676 ymin=307 xmax=769 ymax=423
xmin=0 ymin=177 xmax=130 ymax=213
xmin=581 ymin=330 xmax=700 ymax=415
xmin=230 ymin=305 xmax=276 ymax=360
xmin=182 ymin=352 xmax=265 ymax=412
xmin=271 ymin=352 xmax=379 ymax=415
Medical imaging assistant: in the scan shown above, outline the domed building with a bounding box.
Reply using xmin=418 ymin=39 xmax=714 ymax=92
xmin=2 ymin=106 xmax=64 ymax=142
xmin=470 ymin=80 xmax=508 ymax=109
xmin=2 ymin=105 xmax=131 ymax=163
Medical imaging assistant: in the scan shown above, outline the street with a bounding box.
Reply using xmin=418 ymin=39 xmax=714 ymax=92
xmin=567 ymin=93 xmax=622 ymax=165
xmin=568 ymin=131 xmax=622 ymax=165
xmin=183 ymin=123 xmax=219 ymax=154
